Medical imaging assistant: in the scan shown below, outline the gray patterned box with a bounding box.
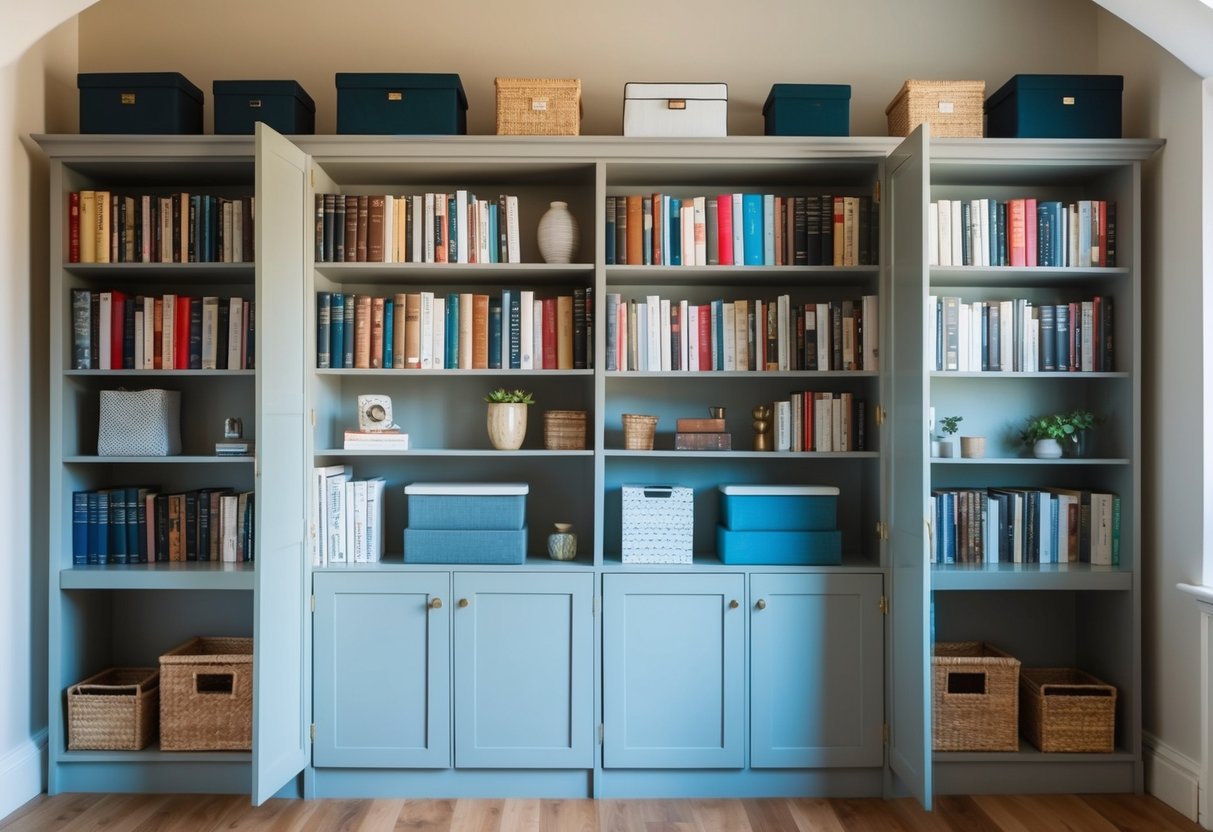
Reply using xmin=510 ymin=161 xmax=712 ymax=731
xmin=621 ymin=485 xmax=693 ymax=563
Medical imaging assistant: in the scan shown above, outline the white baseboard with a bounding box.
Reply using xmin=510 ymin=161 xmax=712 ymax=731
xmin=1144 ymin=732 xmax=1203 ymax=825
xmin=0 ymin=732 xmax=46 ymax=823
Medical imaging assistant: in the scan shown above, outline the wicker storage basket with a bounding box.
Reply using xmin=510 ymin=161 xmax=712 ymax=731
xmin=495 ymin=77 xmax=582 ymax=136
xmin=886 ymin=80 xmax=985 ymax=138
xmin=160 ymin=636 xmax=253 ymax=751
xmin=67 ymin=667 xmax=159 ymax=750
xmin=622 ymin=413 xmax=658 ymax=450
xmin=933 ymin=641 xmax=1020 ymax=751
xmin=1020 ymin=667 xmax=1116 ymax=752
xmin=544 ymin=409 xmax=587 ymax=450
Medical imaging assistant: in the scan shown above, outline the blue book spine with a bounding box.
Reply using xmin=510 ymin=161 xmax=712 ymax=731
xmin=1039 ymin=304 xmax=1056 ymax=371
xmin=107 ymin=489 xmax=125 ymax=565
xmin=383 ymin=299 xmax=394 ymax=369
xmin=996 ymin=201 xmax=1008 ymax=266
xmin=445 ymin=293 xmax=460 ymax=369
xmin=713 ymin=298 xmax=724 ymax=370
xmin=72 ymin=491 xmax=89 ymax=566
xmin=742 ymin=194 xmax=764 ymax=266
xmin=188 ymin=296 xmax=203 ymax=369
xmin=988 ymin=199 xmax=999 ymax=266
xmin=90 ymin=492 xmax=108 ymax=565
xmin=316 ymin=292 xmax=331 ymax=368
xmin=488 ymin=298 xmax=502 ymax=369
xmin=342 ymin=294 xmax=355 ymax=368
xmin=508 ymin=291 xmax=522 ymax=369
xmin=448 ymin=196 xmax=458 ymax=263
xmin=124 ymin=487 xmax=139 ymax=562
xmin=329 ymin=293 xmax=345 ymax=369
xmin=489 ymin=204 xmax=499 ymax=263
xmin=668 ymin=198 xmax=681 ymax=266
xmin=605 ymin=196 xmax=616 ymax=265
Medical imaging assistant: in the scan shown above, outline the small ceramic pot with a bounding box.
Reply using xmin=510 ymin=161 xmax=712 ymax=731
xmin=547 ymin=523 xmax=577 ymax=561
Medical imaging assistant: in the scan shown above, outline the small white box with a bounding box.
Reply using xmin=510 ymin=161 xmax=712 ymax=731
xmin=623 ymin=83 xmax=727 ymax=138
xmin=621 ymin=484 xmax=693 ymax=563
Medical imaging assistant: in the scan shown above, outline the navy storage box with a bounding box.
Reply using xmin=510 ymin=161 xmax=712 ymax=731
xmin=719 ymin=484 xmax=839 ymax=531
xmin=403 ymin=527 xmax=528 ymax=564
xmin=985 ymin=74 xmax=1123 ymax=139
xmin=763 ymin=84 xmax=851 ymax=137
xmin=214 ymin=81 xmax=315 ymax=135
xmin=717 ymin=526 xmax=842 ymax=565
xmin=78 ymin=72 xmax=203 ymax=134
xmin=404 ymin=482 xmax=527 ymax=530
xmin=336 ymin=73 xmax=467 ymax=135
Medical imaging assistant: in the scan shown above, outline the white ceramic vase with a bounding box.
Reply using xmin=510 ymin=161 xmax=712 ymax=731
xmin=487 ymin=402 xmax=528 ymax=450
xmin=1033 ymin=437 xmax=1063 ymax=459
xmin=537 ymin=201 xmax=579 ymax=264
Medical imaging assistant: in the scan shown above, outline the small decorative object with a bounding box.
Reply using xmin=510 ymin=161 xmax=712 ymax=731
xmin=709 ymin=406 xmax=726 ymax=419
xmin=622 ymin=413 xmax=658 ymax=450
xmin=485 ymin=388 xmax=534 ymax=450
xmin=357 ymin=394 xmax=397 ymax=432
xmin=935 ymin=415 xmax=962 ymax=458
xmin=547 ymin=522 xmax=577 ymax=561
xmin=543 ymin=409 xmax=587 ymax=450
xmin=752 ymin=404 xmax=772 ymax=451
xmin=1020 ymin=411 xmax=1097 ymax=459
xmin=215 ymin=416 xmax=254 ymax=456
xmin=960 ymin=436 xmax=986 ymax=459
xmin=224 ymin=417 xmax=243 ymax=439
xmin=536 ymin=201 xmax=579 ymax=264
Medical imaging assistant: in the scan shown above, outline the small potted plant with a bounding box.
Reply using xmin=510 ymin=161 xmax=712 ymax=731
xmin=1020 ymin=413 xmax=1076 ymax=459
xmin=1063 ymin=409 xmax=1097 ymax=457
xmin=485 ymin=388 xmax=534 ymax=450
xmin=935 ymin=415 xmax=962 ymax=458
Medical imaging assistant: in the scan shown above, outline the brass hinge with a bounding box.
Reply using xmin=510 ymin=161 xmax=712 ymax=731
xmin=882 ymin=723 xmax=889 ymax=745
xmin=873 ymin=181 xmax=881 ymax=203
xmin=310 ymin=724 xmax=316 ymax=743
xmin=597 ymin=724 xmax=604 ymax=744
xmin=879 ymin=596 xmax=889 ymax=615
xmin=310 ymin=408 xmax=316 ymax=428
xmin=876 ymin=521 xmax=889 ymax=541
xmin=874 ymin=406 xmax=887 ymax=427
xmin=310 ymin=594 xmax=315 ymax=613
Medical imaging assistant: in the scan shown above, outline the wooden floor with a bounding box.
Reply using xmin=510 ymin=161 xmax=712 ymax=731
xmin=0 ymin=793 xmax=1205 ymax=832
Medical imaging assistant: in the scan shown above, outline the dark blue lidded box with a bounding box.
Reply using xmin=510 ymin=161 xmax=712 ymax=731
xmin=336 ymin=73 xmax=467 ymax=135
xmin=763 ymin=83 xmax=851 ymax=137
xmin=214 ymin=81 xmax=315 ymax=135
xmin=78 ymin=72 xmax=203 ymax=134
xmin=985 ymin=74 xmax=1123 ymax=139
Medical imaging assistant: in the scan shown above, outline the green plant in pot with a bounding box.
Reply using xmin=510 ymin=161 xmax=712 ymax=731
xmin=1020 ymin=410 xmax=1096 ymax=459
xmin=935 ymin=415 xmax=962 ymax=458
xmin=485 ymin=388 xmax=534 ymax=450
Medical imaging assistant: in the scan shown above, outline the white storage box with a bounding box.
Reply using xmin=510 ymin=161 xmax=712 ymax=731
xmin=623 ymin=83 xmax=727 ymax=138
xmin=621 ymin=484 xmax=693 ymax=563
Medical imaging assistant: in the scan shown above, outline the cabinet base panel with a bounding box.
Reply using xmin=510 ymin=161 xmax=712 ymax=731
xmin=933 ymin=759 xmax=1140 ymax=795
xmin=51 ymin=761 xmax=251 ymax=795
xmin=309 ymin=768 xmax=593 ymax=799
xmin=594 ymin=768 xmax=885 ymax=799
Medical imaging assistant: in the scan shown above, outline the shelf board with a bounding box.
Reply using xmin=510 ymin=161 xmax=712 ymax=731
xmin=607 ymin=264 xmax=878 ymax=287
xmin=608 ymin=370 xmax=878 ymax=380
xmin=66 ymin=262 xmax=255 ymax=283
xmin=930 ymin=457 xmax=1129 ymax=466
xmin=60 ymin=561 xmax=255 ymax=590
xmin=316 ymin=368 xmax=592 ymax=377
xmin=930 ymin=371 xmax=1129 ymax=379
xmin=600 ymin=554 xmax=883 ymax=571
xmin=64 ymin=455 xmax=256 ymax=464
xmin=605 ymin=449 xmax=879 ymax=459
xmin=932 ymin=563 xmax=1131 ymax=591
xmin=65 ymin=369 xmax=255 ymax=378
xmin=315 ymin=262 xmax=593 ymax=285
xmin=316 ymin=555 xmax=594 ymax=571
xmin=930 ymin=265 xmax=1128 ymax=288
xmin=315 ymin=448 xmax=593 ymax=458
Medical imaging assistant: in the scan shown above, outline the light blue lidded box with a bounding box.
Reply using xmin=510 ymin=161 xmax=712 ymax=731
xmin=718 ymin=484 xmax=839 ymax=531
xmin=717 ymin=526 xmax=842 ymax=566
xmin=404 ymin=482 xmax=528 ymax=530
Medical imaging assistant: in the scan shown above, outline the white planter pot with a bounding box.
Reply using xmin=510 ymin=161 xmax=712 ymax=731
xmin=487 ymin=402 xmax=528 ymax=450
xmin=1033 ymin=438 xmax=1063 ymax=459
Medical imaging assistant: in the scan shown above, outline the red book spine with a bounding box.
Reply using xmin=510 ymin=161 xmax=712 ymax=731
xmin=802 ymin=389 xmax=813 ymax=451
xmin=68 ymin=192 xmax=80 ymax=263
xmin=175 ymin=296 xmax=191 ymax=370
xmin=716 ymin=195 xmax=734 ymax=266
xmin=541 ymin=297 xmax=558 ymax=370
xmin=1008 ymin=198 xmax=1027 ymax=267
xmin=697 ymin=304 xmax=712 ymax=371
xmin=110 ymin=289 xmax=126 ymax=370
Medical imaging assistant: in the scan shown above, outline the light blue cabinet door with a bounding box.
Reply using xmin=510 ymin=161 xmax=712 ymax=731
xmin=602 ymin=573 xmax=745 ymax=769
xmin=313 ymin=572 xmax=450 ymax=768
xmin=750 ymin=573 xmax=884 ymax=768
xmin=452 ymin=572 xmax=593 ymax=768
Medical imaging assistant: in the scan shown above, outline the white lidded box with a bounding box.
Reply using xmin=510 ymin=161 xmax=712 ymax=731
xmin=621 ymin=484 xmax=693 ymax=563
xmin=623 ymin=83 xmax=727 ymax=138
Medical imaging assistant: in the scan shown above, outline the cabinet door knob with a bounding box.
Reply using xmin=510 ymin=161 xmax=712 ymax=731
xmin=728 ymin=599 xmax=739 ymax=609
xmin=755 ymin=599 xmax=767 ymax=610
xmin=428 ymin=597 xmax=443 ymax=610
xmin=458 ymin=598 xmax=470 ymax=608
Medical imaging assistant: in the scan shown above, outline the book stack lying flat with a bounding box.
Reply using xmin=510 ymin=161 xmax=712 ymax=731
xmin=215 ymin=439 xmax=254 ymax=456
xmin=674 ymin=416 xmax=731 ymax=450
xmin=343 ymin=429 xmax=409 ymax=450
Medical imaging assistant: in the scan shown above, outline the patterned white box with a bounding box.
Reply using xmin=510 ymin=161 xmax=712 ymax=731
xmin=621 ymin=485 xmax=693 ymax=563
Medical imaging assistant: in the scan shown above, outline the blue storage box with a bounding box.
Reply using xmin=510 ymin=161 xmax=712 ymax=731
xmin=717 ymin=526 xmax=842 ymax=565
xmin=404 ymin=482 xmax=527 ymax=530
xmin=719 ymin=484 xmax=838 ymax=531
xmin=78 ymin=72 xmax=203 ymax=135
xmin=214 ymin=80 xmax=315 ymax=135
xmin=763 ymin=84 xmax=851 ymax=137
xmin=402 ymin=527 xmax=528 ymax=564
xmin=336 ymin=73 xmax=467 ymax=135
xmin=985 ymin=74 xmax=1123 ymax=139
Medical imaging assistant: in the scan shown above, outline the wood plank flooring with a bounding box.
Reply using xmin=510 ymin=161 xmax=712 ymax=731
xmin=0 ymin=793 xmax=1204 ymax=832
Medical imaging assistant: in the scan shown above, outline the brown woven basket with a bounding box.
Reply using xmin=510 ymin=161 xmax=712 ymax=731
xmin=1020 ymin=667 xmax=1116 ymax=752
xmin=933 ymin=641 xmax=1020 ymax=751
xmin=495 ymin=77 xmax=582 ymax=136
xmin=622 ymin=413 xmax=658 ymax=450
xmin=886 ymin=80 xmax=985 ymax=138
xmin=67 ymin=667 xmax=159 ymax=751
xmin=544 ymin=409 xmax=587 ymax=450
xmin=160 ymin=636 xmax=253 ymax=751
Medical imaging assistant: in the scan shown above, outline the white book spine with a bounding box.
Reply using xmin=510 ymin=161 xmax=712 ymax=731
xmin=227 ymin=296 xmax=244 ymax=370
xmin=774 ymin=400 xmax=792 ymax=451
xmin=142 ymin=296 xmax=155 ymax=369
xmin=949 ymin=199 xmax=963 ymax=267
xmin=200 ymin=296 xmax=218 ymax=370
xmin=519 ymin=290 xmax=534 ymax=369
xmin=352 ymin=480 xmax=368 ymax=563
xmin=506 ymin=195 xmax=521 ymax=264
xmin=694 ymin=196 xmax=707 ymax=266
xmin=937 ymin=200 xmax=952 ymax=267
xmin=134 ymin=309 xmax=144 ymax=370
xmin=431 ymin=296 xmax=445 ymax=370
xmin=680 ymin=204 xmax=695 ymax=267
xmin=723 ymin=302 xmax=736 ymax=371
xmin=423 ymin=193 xmax=436 ymax=263
xmin=928 ymin=201 xmax=939 ymax=266
xmin=343 ymin=481 xmax=357 ymax=565
xmin=532 ymin=299 xmax=543 ymax=370
xmin=419 ymin=291 xmax=434 ymax=370
xmin=687 ymin=304 xmax=699 ymax=372
xmin=731 ymin=193 xmax=744 ymax=265
xmin=679 ymin=299 xmax=689 ymax=372
xmin=455 ymin=190 xmax=469 ymax=263
xmin=660 ymin=298 xmax=672 ymax=372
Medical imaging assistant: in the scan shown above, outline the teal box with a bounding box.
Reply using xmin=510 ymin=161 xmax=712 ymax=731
xmin=985 ymin=74 xmax=1122 ymax=139
xmin=762 ymin=84 xmax=850 ymax=136
xmin=78 ymin=73 xmax=202 ymax=134
xmin=404 ymin=483 xmax=527 ymax=530
xmin=214 ymin=81 xmax=315 ymax=135
xmin=717 ymin=526 xmax=842 ymax=566
xmin=336 ymin=73 xmax=467 ymax=135
xmin=403 ymin=527 xmax=527 ymax=564
xmin=718 ymin=485 xmax=838 ymax=531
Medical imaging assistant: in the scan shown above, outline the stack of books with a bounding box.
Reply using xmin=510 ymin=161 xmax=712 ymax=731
xmin=343 ymin=429 xmax=409 ymax=451
xmin=674 ymin=417 xmax=731 ymax=450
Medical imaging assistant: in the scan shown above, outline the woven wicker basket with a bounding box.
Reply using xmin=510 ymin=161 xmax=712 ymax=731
xmin=886 ymin=80 xmax=985 ymax=138
xmin=67 ymin=667 xmax=159 ymax=751
xmin=1020 ymin=667 xmax=1116 ymax=752
xmin=544 ymin=409 xmax=587 ymax=450
xmin=495 ymin=77 xmax=582 ymax=136
xmin=622 ymin=413 xmax=658 ymax=450
xmin=933 ymin=641 xmax=1020 ymax=751
xmin=160 ymin=636 xmax=253 ymax=751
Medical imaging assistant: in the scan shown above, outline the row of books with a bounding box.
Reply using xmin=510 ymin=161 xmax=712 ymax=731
xmin=316 ymin=289 xmax=593 ymax=371
xmin=68 ymin=190 xmax=255 ymax=264
xmin=71 ymin=289 xmax=256 ymax=371
xmin=313 ymin=191 xmax=522 ymax=265
xmin=605 ymin=294 xmax=878 ymax=373
xmin=931 ymin=487 xmax=1120 ymax=566
xmin=309 ymin=466 xmax=386 ymax=566
xmin=605 ymin=193 xmax=878 ymax=268
xmin=928 ymin=198 xmax=1117 ymax=268
xmin=773 ymin=392 xmax=866 ymax=453
xmin=71 ymin=487 xmax=255 ymax=566
xmin=929 ymin=295 xmax=1113 ymax=373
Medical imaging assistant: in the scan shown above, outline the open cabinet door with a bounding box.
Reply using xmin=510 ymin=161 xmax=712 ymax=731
xmin=886 ymin=124 xmax=932 ymax=809
xmin=252 ymin=123 xmax=311 ymax=804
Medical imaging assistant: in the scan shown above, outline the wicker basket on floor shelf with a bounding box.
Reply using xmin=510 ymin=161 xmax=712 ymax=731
xmin=933 ymin=641 xmax=1020 ymax=751
xmin=159 ymin=636 xmax=253 ymax=751
xmin=1020 ymin=667 xmax=1117 ymax=752
xmin=67 ymin=667 xmax=159 ymax=751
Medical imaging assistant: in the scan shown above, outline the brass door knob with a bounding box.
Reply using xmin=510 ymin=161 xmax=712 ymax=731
xmin=428 ymin=598 xmax=443 ymax=610
xmin=458 ymin=598 xmax=470 ymax=608
xmin=728 ymin=600 xmax=739 ymax=609
xmin=755 ymin=599 xmax=767 ymax=610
